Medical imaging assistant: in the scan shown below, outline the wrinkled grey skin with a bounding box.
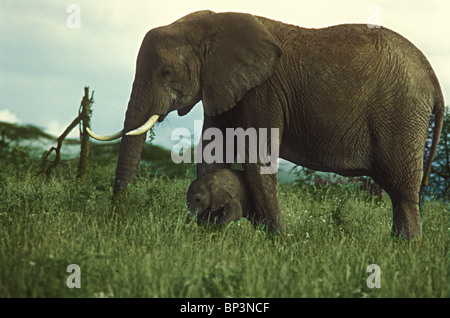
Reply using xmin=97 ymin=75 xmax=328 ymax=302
xmin=187 ymin=169 xmax=254 ymax=225
xmin=106 ymin=11 xmax=444 ymax=239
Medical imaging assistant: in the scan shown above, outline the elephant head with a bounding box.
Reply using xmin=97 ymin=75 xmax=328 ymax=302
xmin=88 ymin=11 xmax=281 ymax=194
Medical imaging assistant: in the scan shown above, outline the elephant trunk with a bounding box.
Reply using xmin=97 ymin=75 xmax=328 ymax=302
xmin=114 ymin=132 xmax=146 ymax=194
xmin=113 ymin=78 xmax=153 ymax=194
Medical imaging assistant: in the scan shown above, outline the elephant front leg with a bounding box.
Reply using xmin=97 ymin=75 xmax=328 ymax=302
xmin=244 ymin=163 xmax=284 ymax=232
xmin=196 ymin=115 xmax=232 ymax=177
xmin=223 ymin=198 xmax=244 ymax=224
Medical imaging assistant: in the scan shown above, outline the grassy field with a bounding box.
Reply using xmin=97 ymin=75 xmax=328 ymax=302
xmin=0 ymin=147 xmax=448 ymax=298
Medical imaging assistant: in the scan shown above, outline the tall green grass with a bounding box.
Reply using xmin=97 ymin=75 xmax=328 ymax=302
xmin=0 ymin=155 xmax=447 ymax=298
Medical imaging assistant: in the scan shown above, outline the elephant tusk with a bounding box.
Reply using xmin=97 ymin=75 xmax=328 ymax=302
xmin=126 ymin=114 xmax=160 ymax=136
xmin=86 ymin=127 xmax=123 ymax=141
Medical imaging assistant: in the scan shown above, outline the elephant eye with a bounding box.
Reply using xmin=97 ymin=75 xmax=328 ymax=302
xmin=195 ymin=196 xmax=201 ymax=203
xmin=162 ymin=67 xmax=174 ymax=81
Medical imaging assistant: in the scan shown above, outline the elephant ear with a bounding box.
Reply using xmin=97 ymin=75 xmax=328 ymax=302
xmin=177 ymin=103 xmax=195 ymax=116
xmin=200 ymin=13 xmax=282 ymax=116
xmin=209 ymin=170 xmax=239 ymax=211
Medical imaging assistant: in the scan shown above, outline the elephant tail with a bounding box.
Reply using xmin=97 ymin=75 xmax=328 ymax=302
xmin=421 ymin=100 xmax=445 ymax=190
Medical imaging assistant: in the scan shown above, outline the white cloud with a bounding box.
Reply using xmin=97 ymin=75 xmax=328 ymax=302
xmin=0 ymin=109 xmax=21 ymax=124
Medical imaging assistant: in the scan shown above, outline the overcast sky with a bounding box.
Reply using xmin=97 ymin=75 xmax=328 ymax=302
xmin=1 ymin=0 xmax=449 ymax=149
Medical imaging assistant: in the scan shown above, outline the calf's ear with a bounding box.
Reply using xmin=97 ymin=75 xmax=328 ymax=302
xmin=209 ymin=174 xmax=238 ymax=211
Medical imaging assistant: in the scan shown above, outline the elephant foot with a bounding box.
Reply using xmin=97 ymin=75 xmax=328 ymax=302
xmin=391 ymin=223 xmax=422 ymax=240
xmin=391 ymin=200 xmax=421 ymax=240
xmin=249 ymin=213 xmax=285 ymax=234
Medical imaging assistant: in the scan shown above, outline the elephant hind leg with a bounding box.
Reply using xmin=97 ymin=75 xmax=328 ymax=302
xmin=373 ymin=160 xmax=423 ymax=239
xmin=390 ymin=196 xmax=421 ymax=239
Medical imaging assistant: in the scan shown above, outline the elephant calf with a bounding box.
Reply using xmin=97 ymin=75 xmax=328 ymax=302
xmin=187 ymin=169 xmax=255 ymax=225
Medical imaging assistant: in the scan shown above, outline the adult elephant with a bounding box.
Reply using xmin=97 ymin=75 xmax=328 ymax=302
xmin=88 ymin=11 xmax=445 ymax=239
